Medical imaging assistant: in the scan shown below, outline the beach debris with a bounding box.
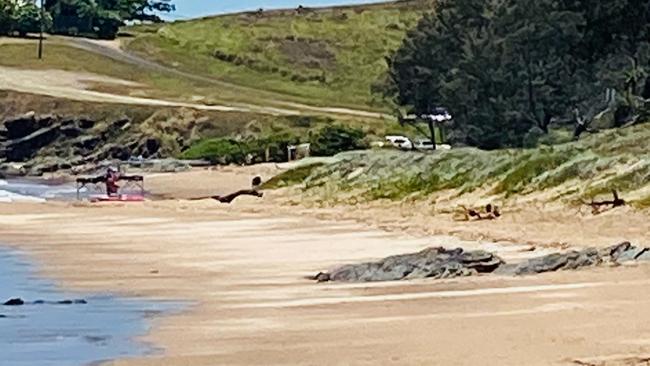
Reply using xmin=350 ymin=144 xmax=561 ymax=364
xmin=3 ymin=298 xmax=88 ymax=306
xmin=316 ymin=242 xmax=650 ymax=283
xmin=456 ymin=204 xmax=501 ymax=221
xmin=583 ymin=190 xmax=626 ymax=215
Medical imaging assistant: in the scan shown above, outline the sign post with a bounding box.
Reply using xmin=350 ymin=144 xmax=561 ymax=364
xmin=38 ymin=0 xmax=44 ymax=59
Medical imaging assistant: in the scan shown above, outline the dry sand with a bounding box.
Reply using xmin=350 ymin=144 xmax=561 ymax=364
xmin=2 ymin=169 xmax=650 ymax=366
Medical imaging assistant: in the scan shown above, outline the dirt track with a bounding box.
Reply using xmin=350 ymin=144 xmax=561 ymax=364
xmin=0 ymin=65 xmax=300 ymax=115
xmin=0 ymin=36 xmax=390 ymax=119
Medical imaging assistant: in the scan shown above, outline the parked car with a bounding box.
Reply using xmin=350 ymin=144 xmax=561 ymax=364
xmin=385 ymin=135 xmax=413 ymax=150
xmin=413 ymin=139 xmax=453 ymax=150
xmin=413 ymin=139 xmax=434 ymax=150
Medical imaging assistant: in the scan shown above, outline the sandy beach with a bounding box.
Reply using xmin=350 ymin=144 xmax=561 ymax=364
xmin=2 ymin=169 xmax=650 ymax=366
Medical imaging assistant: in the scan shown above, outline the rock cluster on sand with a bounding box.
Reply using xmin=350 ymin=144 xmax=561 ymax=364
xmin=316 ymin=247 xmax=504 ymax=282
xmin=3 ymin=298 xmax=25 ymax=306
xmin=317 ymin=242 xmax=650 ymax=283
xmin=496 ymin=241 xmax=650 ymax=275
xmin=3 ymin=298 xmax=87 ymax=306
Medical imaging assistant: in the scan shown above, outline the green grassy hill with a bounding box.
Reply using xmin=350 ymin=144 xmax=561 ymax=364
xmin=124 ymin=0 xmax=432 ymax=111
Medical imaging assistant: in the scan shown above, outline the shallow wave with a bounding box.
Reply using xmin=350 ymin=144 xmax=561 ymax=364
xmin=0 ymin=189 xmax=46 ymax=203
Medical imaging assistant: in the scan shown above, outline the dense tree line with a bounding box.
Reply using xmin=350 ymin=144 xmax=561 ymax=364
xmin=0 ymin=0 xmax=51 ymax=36
xmin=383 ymin=0 xmax=650 ymax=149
xmin=0 ymin=0 xmax=173 ymax=39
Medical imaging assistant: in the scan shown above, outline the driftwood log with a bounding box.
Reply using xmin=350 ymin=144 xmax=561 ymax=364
xmin=212 ymin=189 xmax=263 ymax=203
xmin=190 ymin=189 xmax=263 ymax=204
xmin=189 ymin=177 xmax=264 ymax=204
xmin=584 ymin=190 xmax=625 ymax=214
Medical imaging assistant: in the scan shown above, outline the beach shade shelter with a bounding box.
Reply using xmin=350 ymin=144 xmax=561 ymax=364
xmin=76 ymin=174 xmax=145 ymax=201
xmin=398 ymin=107 xmax=453 ymax=150
xmin=287 ymin=143 xmax=311 ymax=162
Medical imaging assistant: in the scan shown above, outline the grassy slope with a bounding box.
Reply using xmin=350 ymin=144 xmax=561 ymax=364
xmin=0 ymin=40 xmax=400 ymax=140
xmin=124 ymin=1 xmax=432 ymax=111
xmin=0 ymin=41 xmax=306 ymax=107
xmin=280 ymin=123 xmax=650 ymax=208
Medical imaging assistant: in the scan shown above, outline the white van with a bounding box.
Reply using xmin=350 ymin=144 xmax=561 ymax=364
xmin=385 ymin=135 xmax=413 ymax=150
xmin=413 ymin=139 xmax=452 ymax=150
xmin=413 ymin=139 xmax=434 ymax=150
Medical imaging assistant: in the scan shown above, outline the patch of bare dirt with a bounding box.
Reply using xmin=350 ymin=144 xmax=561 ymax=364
xmin=278 ymin=37 xmax=336 ymax=70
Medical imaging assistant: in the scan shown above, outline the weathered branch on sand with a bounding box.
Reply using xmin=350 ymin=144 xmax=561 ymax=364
xmin=190 ymin=189 xmax=263 ymax=204
xmin=212 ymin=189 xmax=263 ymax=203
xmin=584 ymin=190 xmax=625 ymax=214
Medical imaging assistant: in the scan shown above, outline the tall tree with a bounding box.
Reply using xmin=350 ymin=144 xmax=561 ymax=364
xmin=384 ymin=0 xmax=650 ymax=148
xmin=45 ymin=0 xmax=174 ymax=39
xmin=0 ymin=0 xmax=51 ymax=36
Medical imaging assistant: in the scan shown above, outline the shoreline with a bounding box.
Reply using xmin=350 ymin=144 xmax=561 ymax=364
xmin=0 ymin=242 xmax=186 ymax=366
xmin=3 ymin=199 xmax=650 ymax=365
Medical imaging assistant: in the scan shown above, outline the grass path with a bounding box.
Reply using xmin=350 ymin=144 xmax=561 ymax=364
xmin=0 ymin=36 xmax=390 ymax=120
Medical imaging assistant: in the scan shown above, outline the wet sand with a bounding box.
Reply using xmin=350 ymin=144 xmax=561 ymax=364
xmin=2 ymin=170 xmax=650 ymax=365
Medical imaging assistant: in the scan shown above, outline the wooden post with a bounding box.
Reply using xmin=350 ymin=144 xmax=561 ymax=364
xmin=427 ymin=120 xmax=437 ymax=150
xmin=38 ymin=0 xmax=44 ymax=59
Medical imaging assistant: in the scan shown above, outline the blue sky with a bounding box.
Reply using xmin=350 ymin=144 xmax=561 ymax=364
xmin=162 ymin=0 xmax=386 ymax=20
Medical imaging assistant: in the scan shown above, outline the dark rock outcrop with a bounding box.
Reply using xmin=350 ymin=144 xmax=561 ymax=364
xmin=4 ymin=298 xmax=87 ymax=306
xmin=3 ymin=298 xmax=25 ymax=306
xmin=77 ymin=118 xmax=96 ymax=129
xmin=24 ymin=156 xmax=80 ymax=176
xmin=60 ymin=125 xmax=84 ymax=138
xmin=2 ymin=123 xmax=61 ymax=161
xmin=495 ymin=249 xmax=602 ymax=275
xmin=495 ymin=242 xmax=645 ymax=276
xmin=318 ymin=242 xmax=650 ymax=283
xmin=2 ymin=112 xmax=38 ymax=139
xmin=322 ymin=247 xmax=504 ymax=282
xmin=0 ymin=162 xmax=25 ymax=176
xmin=0 ymin=112 xmax=161 ymax=176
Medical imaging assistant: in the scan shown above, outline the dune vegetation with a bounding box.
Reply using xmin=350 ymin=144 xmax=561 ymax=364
xmin=281 ymin=123 xmax=650 ymax=208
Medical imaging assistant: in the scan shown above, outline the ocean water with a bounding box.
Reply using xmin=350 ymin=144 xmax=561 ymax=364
xmin=0 ymin=179 xmax=81 ymax=202
xmin=0 ymin=248 xmax=184 ymax=366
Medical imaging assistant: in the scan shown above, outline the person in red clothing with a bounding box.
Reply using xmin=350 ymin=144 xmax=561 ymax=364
xmin=105 ymin=167 xmax=120 ymax=196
